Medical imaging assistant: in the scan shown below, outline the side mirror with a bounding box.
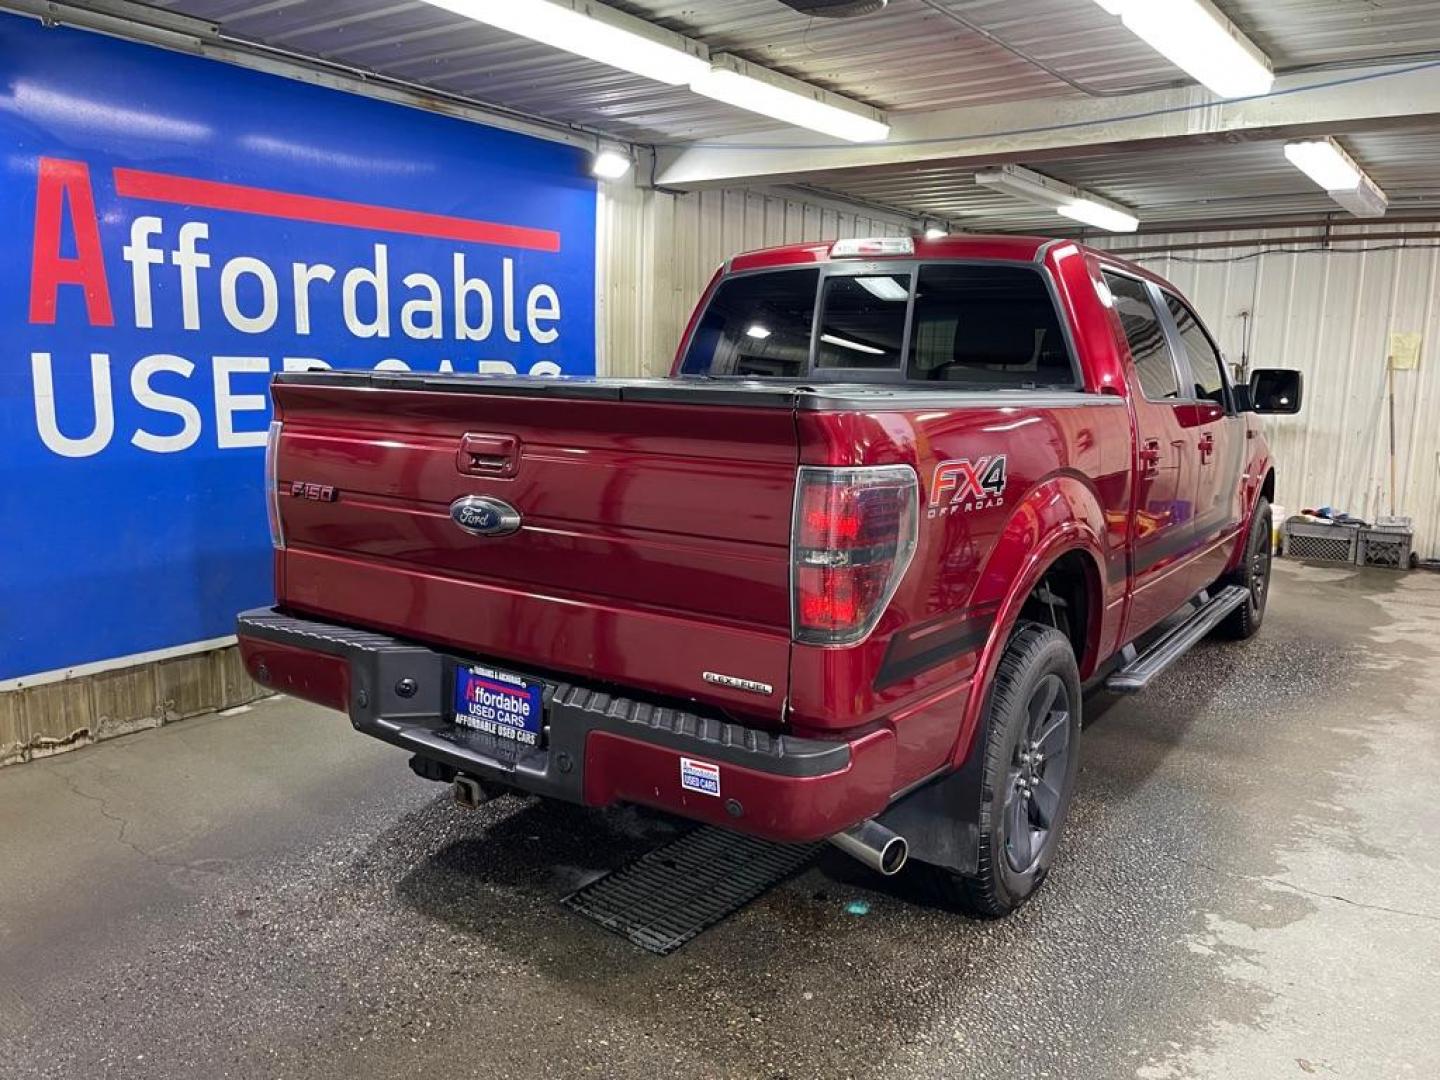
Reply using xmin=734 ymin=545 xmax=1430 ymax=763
xmin=1247 ymin=368 xmax=1303 ymax=414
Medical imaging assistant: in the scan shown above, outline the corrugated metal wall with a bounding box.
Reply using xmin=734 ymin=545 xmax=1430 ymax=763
xmin=597 ymin=180 xmax=910 ymax=378
xmin=1103 ymin=224 xmax=1440 ymax=559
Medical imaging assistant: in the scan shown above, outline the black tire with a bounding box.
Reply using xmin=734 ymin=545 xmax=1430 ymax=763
xmin=1217 ymin=497 xmax=1272 ymax=640
xmin=910 ymin=622 xmax=1082 ymax=918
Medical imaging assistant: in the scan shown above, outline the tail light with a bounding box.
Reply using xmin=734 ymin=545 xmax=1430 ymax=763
xmin=265 ymin=420 xmax=285 ymax=550
xmin=791 ymin=465 xmax=918 ymax=646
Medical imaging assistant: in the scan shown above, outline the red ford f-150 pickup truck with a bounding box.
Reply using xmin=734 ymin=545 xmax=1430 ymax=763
xmin=238 ymin=233 xmax=1302 ymax=916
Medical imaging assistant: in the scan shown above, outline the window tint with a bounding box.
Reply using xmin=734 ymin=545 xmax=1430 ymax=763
xmin=680 ymin=269 xmax=818 ymax=377
xmin=815 ymin=274 xmax=911 ymax=370
xmin=1164 ymin=295 xmax=1227 ymax=405
xmin=907 ymin=265 xmax=1075 ymax=386
xmin=1105 ymin=272 xmax=1180 ymax=400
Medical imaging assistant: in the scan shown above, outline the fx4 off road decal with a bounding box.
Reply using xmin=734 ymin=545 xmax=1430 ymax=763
xmin=930 ymin=456 xmax=1008 ymax=518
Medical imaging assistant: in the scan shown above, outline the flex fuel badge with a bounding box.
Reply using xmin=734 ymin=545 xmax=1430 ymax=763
xmin=680 ymin=757 xmax=721 ymax=797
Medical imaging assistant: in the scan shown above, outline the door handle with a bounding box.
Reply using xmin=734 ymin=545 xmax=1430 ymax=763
xmin=456 ymin=433 xmax=520 ymax=477
xmin=1138 ymin=439 xmax=1162 ymax=476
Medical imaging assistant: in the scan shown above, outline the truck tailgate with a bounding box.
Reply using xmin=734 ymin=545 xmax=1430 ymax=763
xmin=270 ymin=377 xmax=797 ymax=720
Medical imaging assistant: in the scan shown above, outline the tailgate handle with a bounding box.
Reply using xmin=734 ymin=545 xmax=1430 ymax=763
xmin=457 ymin=433 xmax=519 ymax=477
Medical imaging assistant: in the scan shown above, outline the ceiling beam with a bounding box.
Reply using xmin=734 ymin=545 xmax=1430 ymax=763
xmin=656 ymin=60 xmax=1440 ymax=189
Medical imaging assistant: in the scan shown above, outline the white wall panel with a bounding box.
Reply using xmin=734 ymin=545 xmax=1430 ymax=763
xmin=1104 ymin=225 xmax=1440 ymax=559
xmin=597 ymin=181 xmax=910 ymax=379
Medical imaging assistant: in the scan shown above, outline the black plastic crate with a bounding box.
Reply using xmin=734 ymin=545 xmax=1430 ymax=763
xmin=1357 ymin=528 xmax=1412 ymax=569
xmin=1281 ymin=519 xmax=1360 ymax=564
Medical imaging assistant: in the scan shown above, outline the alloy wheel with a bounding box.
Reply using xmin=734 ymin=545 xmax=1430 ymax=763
xmin=1002 ymin=673 xmax=1072 ymax=874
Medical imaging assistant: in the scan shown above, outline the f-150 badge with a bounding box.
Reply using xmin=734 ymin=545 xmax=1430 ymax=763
xmin=930 ymin=456 xmax=1007 ymax=518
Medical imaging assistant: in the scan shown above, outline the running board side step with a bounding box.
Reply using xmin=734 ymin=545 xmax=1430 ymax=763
xmin=1105 ymin=586 xmax=1249 ymax=693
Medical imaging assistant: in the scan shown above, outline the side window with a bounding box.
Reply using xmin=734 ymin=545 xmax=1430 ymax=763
xmin=1104 ymin=272 xmax=1180 ymax=401
xmin=1164 ymin=295 xmax=1227 ymax=406
xmin=680 ymin=269 xmax=818 ymax=377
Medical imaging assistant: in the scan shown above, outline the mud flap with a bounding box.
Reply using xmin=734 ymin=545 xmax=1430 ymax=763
xmin=874 ymin=729 xmax=989 ymax=876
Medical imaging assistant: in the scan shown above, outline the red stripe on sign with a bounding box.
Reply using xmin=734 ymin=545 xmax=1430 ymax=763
xmin=112 ymin=167 xmax=561 ymax=253
xmin=471 ymin=677 xmax=529 ymax=698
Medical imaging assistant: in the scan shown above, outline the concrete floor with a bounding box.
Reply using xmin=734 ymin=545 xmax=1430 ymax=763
xmin=1 ymin=559 xmax=1438 ymax=1080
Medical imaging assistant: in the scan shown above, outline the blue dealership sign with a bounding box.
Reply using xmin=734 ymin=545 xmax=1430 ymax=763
xmin=0 ymin=15 xmax=597 ymax=680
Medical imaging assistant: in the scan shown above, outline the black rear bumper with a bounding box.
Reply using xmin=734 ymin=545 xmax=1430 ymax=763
xmin=236 ymin=606 xmax=852 ymax=804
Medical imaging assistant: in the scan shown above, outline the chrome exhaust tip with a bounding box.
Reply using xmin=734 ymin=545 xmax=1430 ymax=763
xmin=828 ymin=819 xmax=908 ymax=876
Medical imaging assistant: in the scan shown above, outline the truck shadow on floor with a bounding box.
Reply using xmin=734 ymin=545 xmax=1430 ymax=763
xmin=386 ymin=773 xmax=1120 ymax=960
xmin=389 ymin=791 xmax=950 ymax=956
xmin=386 ymin=789 xmax=1048 ymax=1069
xmin=378 ymin=774 xmax=1281 ymax=1080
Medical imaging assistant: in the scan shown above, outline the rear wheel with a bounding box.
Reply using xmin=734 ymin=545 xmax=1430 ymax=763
xmin=1217 ymin=497 xmax=1272 ymax=640
xmin=910 ymin=621 xmax=1082 ymax=917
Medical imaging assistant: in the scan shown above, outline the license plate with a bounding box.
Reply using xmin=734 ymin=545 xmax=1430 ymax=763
xmin=452 ymin=664 xmax=545 ymax=747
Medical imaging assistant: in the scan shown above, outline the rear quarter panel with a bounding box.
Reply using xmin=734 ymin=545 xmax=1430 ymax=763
xmin=792 ymin=394 xmax=1131 ymax=787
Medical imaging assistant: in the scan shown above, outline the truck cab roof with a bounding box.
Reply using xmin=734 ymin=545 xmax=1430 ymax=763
xmin=724 ymin=233 xmax=1161 ymax=284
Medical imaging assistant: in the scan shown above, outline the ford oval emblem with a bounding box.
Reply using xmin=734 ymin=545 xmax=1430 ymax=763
xmin=449 ymin=495 xmax=522 ymax=537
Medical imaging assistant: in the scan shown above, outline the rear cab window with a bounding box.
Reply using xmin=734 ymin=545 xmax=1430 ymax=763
xmin=681 ymin=268 xmax=818 ymax=378
xmin=680 ymin=260 xmax=1078 ymax=389
xmin=816 ymin=273 xmax=911 ymax=371
xmin=908 ymin=265 xmax=1073 ymax=386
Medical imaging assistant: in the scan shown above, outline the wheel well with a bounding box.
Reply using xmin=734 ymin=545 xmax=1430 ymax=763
xmin=1261 ymin=469 xmax=1275 ymax=504
xmin=1017 ymin=551 xmax=1095 ymax=665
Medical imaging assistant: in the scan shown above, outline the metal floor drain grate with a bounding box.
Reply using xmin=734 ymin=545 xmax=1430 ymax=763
xmin=562 ymin=827 xmax=823 ymax=955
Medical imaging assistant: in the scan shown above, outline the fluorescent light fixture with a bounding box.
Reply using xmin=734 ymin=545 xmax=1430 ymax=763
xmin=855 ymin=276 xmax=910 ymax=302
xmin=420 ymin=0 xmax=708 ymax=85
xmin=1328 ymin=176 xmax=1388 ymax=218
xmin=923 ymin=224 xmax=948 ymax=240
xmin=1284 ymin=138 xmax=1362 ymax=191
xmin=690 ymin=54 xmax=889 ymax=143
xmin=591 ymin=148 xmax=633 ymax=179
xmin=421 ymin=0 xmax=891 ymax=142
xmin=745 ymin=324 xmax=772 ymax=339
xmin=976 ymin=164 xmax=1141 ymax=233
xmin=1058 ymin=199 xmax=1139 ymax=233
xmin=820 ymin=333 xmax=885 ymax=356
xmin=1285 ymin=138 xmax=1388 ymax=217
xmin=1091 ymin=0 xmax=1274 ymax=98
